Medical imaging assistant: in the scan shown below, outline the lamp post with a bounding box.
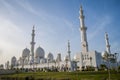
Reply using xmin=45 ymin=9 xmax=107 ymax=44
xmin=7 ymin=61 xmax=9 ymax=69
xmin=103 ymin=51 xmax=111 ymax=80
xmin=53 ymin=60 xmax=56 ymax=68
xmin=56 ymin=59 xmax=60 ymax=71
xmin=115 ymin=53 xmax=119 ymax=72
xmin=47 ymin=58 xmax=50 ymax=70
xmin=90 ymin=57 xmax=92 ymax=67
xmin=22 ymin=58 xmax=25 ymax=69
xmin=65 ymin=58 xmax=68 ymax=71
xmin=16 ymin=60 xmax=19 ymax=69
xmin=35 ymin=56 xmax=38 ymax=69
xmin=107 ymin=53 xmax=111 ymax=80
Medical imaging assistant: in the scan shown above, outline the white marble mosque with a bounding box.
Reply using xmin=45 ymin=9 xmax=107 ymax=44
xmin=4 ymin=6 xmax=119 ymax=71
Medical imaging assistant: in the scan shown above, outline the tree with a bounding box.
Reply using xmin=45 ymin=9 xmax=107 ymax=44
xmin=100 ymin=64 xmax=107 ymax=70
xmin=0 ymin=64 xmax=4 ymax=69
xmin=102 ymin=51 xmax=111 ymax=80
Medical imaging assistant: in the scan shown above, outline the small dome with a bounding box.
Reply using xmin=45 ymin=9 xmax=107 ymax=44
xmin=102 ymin=51 xmax=108 ymax=57
xmin=73 ymin=53 xmax=80 ymax=61
xmin=11 ymin=56 xmax=17 ymax=66
xmin=22 ymin=48 xmax=30 ymax=58
xmin=19 ymin=57 xmax=22 ymax=60
xmin=7 ymin=61 xmax=9 ymax=64
xmin=47 ymin=52 xmax=54 ymax=60
xmin=11 ymin=56 xmax=16 ymax=62
xmin=64 ymin=55 xmax=69 ymax=61
xmin=74 ymin=55 xmax=77 ymax=60
xmin=35 ymin=46 xmax=45 ymax=58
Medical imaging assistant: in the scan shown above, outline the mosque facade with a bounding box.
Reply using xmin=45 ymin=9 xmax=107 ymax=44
xmin=8 ymin=26 xmax=74 ymax=71
xmin=73 ymin=6 xmax=102 ymax=70
xmin=5 ymin=6 xmax=118 ymax=71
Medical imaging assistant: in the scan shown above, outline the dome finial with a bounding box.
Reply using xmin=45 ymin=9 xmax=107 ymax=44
xmin=26 ymin=46 xmax=28 ymax=49
xmin=33 ymin=25 xmax=35 ymax=29
xmin=35 ymin=46 xmax=45 ymax=58
xmin=80 ymin=5 xmax=83 ymax=11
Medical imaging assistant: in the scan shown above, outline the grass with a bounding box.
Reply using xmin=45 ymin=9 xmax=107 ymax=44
xmin=0 ymin=71 xmax=120 ymax=80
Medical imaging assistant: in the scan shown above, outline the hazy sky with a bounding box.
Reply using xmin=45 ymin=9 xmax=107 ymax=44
xmin=0 ymin=0 xmax=120 ymax=64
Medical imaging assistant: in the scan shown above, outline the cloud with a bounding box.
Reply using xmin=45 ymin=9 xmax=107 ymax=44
xmin=0 ymin=0 xmax=19 ymax=18
xmin=0 ymin=14 xmax=25 ymax=64
xmin=88 ymin=15 xmax=112 ymax=41
xmin=0 ymin=0 xmax=64 ymax=64
xmin=111 ymin=42 xmax=120 ymax=53
xmin=14 ymin=0 xmax=77 ymax=40
xmin=14 ymin=0 xmax=48 ymax=21
xmin=0 ymin=16 xmax=23 ymax=42
xmin=15 ymin=0 xmax=75 ymax=31
xmin=0 ymin=49 xmax=3 ymax=55
xmin=63 ymin=19 xmax=74 ymax=32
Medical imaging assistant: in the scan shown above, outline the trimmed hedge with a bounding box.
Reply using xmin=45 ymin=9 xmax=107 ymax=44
xmin=0 ymin=71 xmax=120 ymax=80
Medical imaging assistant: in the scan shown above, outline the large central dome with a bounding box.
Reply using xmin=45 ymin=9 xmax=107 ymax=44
xmin=11 ymin=56 xmax=17 ymax=66
xmin=35 ymin=46 xmax=45 ymax=58
xmin=11 ymin=56 xmax=16 ymax=62
xmin=47 ymin=52 xmax=54 ymax=60
xmin=22 ymin=48 xmax=30 ymax=58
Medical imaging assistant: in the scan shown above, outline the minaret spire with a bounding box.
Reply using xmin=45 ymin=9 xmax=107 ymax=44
xmin=79 ymin=5 xmax=88 ymax=53
xmin=105 ymin=32 xmax=111 ymax=54
xmin=67 ymin=40 xmax=73 ymax=71
xmin=67 ymin=40 xmax=71 ymax=61
xmin=30 ymin=25 xmax=35 ymax=67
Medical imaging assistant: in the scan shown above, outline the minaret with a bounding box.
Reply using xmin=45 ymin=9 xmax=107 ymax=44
xmin=67 ymin=40 xmax=71 ymax=61
xmin=30 ymin=26 xmax=35 ymax=65
xmin=105 ymin=32 xmax=111 ymax=54
xmin=79 ymin=5 xmax=88 ymax=53
xmin=67 ymin=40 xmax=73 ymax=71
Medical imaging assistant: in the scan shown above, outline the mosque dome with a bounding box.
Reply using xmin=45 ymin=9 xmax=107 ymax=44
xmin=102 ymin=51 xmax=108 ymax=57
xmin=64 ymin=55 xmax=69 ymax=61
xmin=35 ymin=46 xmax=45 ymax=58
xmin=47 ymin=52 xmax=54 ymax=60
xmin=11 ymin=56 xmax=17 ymax=66
xmin=22 ymin=48 xmax=30 ymax=58
xmin=73 ymin=55 xmax=77 ymax=60
xmin=19 ymin=57 xmax=22 ymax=60
xmin=73 ymin=53 xmax=80 ymax=61
xmin=11 ymin=56 xmax=17 ymax=62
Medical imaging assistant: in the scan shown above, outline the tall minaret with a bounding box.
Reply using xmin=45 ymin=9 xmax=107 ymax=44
xmin=67 ymin=40 xmax=73 ymax=71
xmin=67 ymin=40 xmax=71 ymax=61
xmin=105 ymin=32 xmax=111 ymax=54
xmin=79 ymin=6 xmax=88 ymax=53
xmin=30 ymin=26 xmax=35 ymax=65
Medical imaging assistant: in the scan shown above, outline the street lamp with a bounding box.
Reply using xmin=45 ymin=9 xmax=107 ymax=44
xmin=103 ymin=51 xmax=111 ymax=80
xmin=16 ymin=60 xmax=19 ymax=69
xmin=115 ymin=53 xmax=119 ymax=72
xmin=90 ymin=57 xmax=92 ymax=67
xmin=65 ymin=58 xmax=68 ymax=71
xmin=53 ymin=60 xmax=56 ymax=68
xmin=22 ymin=58 xmax=25 ymax=69
xmin=47 ymin=58 xmax=50 ymax=70
xmin=107 ymin=53 xmax=111 ymax=80
xmin=35 ymin=56 xmax=38 ymax=69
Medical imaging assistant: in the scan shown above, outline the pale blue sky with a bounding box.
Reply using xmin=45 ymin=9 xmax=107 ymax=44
xmin=0 ymin=0 xmax=120 ymax=64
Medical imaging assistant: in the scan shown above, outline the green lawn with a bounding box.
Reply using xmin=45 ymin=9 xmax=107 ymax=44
xmin=0 ymin=71 xmax=120 ymax=80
